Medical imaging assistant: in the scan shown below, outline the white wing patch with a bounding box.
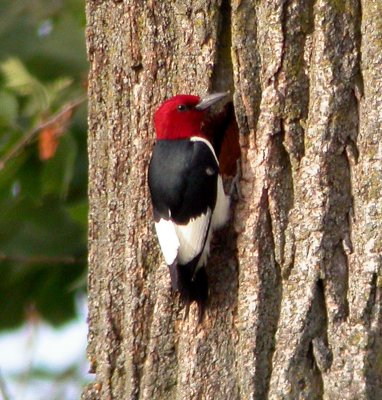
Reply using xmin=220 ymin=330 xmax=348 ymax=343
xmin=155 ymin=219 xmax=179 ymax=265
xmin=155 ymin=211 xmax=212 ymax=267
xmin=212 ymin=175 xmax=230 ymax=229
xmin=175 ymin=209 xmax=212 ymax=265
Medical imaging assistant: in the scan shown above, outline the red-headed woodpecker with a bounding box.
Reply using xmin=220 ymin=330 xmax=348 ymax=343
xmin=148 ymin=93 xmax=231 ymax=319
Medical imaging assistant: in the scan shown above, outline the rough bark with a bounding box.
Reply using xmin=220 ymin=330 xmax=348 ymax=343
xmin=84 ymin=0 xmax=382 ymax=399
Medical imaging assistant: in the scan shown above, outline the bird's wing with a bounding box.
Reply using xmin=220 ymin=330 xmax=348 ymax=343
xmin=174 ymin=208 xmax=212 ymax=265
xmin=149 ymin=138 xmax=219 ymax=265
xmin=154 ymin=218 xmax=179 ymax=265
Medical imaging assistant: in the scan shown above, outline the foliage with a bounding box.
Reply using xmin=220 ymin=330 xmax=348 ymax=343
xmin=0 ymin=0 xmax=88 ymax=329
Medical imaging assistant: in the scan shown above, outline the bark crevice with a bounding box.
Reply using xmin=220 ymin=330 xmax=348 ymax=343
xmin=212 ymin=0 xmax=234 ymax=94
xmin=84 ymin=0 xmax=382 ymax=398
xmin=253 ymin=188 xmax=282 ymax=399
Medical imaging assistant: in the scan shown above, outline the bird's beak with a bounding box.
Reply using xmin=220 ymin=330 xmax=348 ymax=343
xmin=195 ymin=92 xmax=229 ymax=111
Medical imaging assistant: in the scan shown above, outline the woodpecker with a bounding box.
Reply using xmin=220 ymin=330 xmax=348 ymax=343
xmin=148 ymin=93 xmax=231 ymax=319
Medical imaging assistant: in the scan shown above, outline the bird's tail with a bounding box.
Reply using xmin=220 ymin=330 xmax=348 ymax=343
xmin=168 ymin=261 xmax=208 ymax=322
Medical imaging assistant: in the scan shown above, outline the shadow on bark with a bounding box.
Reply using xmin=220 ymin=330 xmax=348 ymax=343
xmin=253 ymin=189 xmax=283 ymax=398
xmin=364 ymin=274 xmax=382 ymax=399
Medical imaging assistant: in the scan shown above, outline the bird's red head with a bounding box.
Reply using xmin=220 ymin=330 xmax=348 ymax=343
xmin=154 ymin=93 xmax=228 ymax=140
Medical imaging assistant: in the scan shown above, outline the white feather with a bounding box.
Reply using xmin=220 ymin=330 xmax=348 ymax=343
xmin=212 ymin=175 xmax=230 ymax=229
xmin=190 ymin=136 xmax=218 ymax=163
xmin=154 ymin=219 xmax=179 ymax=265
xmin=175 ymin=209 xmax=211 ymax=265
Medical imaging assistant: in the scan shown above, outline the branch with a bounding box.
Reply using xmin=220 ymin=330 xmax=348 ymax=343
xmin=0 ymin=253 xmax=85 ymax=265
xmin=0 ymin=96 xmax=86 ymax=170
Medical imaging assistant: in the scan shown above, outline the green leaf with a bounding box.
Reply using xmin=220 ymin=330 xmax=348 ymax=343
xmin=1 ymin=57 xmax=42 ymax=96
xmin=0 ymin=0 xmax=88 ymax=329
xmin=0 ymin=199 xmax=86 ymax=328
xmin=0 ymin=90 xmax=18 ymax=125
xmin=67 ymin=199 xmax=88 ymax=227
xmin=0 ymin=260 xmax=81 ymax=328
xmin=0 ymin=151 xmax=28 ymax=197
xmin=15 ymin=151 xmax=44 ymax=201
xmin=46 ymin=76 xmax=73 ymax=102
xmin=41 ymin=132 xmax=77 ymax=198
xmin=0 ymin=57 xmax=49 ymax=114
xmin=0 ymin=58 xmax=72 ymax=115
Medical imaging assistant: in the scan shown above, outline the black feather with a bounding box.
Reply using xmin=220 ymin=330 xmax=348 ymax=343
xmin=168 ymin=258 xmax=208 ymax=322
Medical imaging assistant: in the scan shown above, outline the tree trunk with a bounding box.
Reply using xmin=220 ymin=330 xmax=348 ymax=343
xmin=83 ymin=1 xmax=382 ymax=399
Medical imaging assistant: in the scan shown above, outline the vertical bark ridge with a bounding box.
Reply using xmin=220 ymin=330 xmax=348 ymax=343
xmin=85 ymin=0 xmax=382 ymax=398
xmin=231 ymin=0 xmax=262 ymax=141
xmin=212 ymin=0 xmax=234 ymax=93
xmin=233 ymin=0 xmax=286 ymax=397
xmin=252 ymin=189 xmax=282 ymax=399
xmin=355 ymin=0 xmax=382 ymax=397
xmin=268 ymin=0 xmax=364 ymax=398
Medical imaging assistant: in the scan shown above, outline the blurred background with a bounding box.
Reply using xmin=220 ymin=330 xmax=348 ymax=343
xmin=0 ymin=0 xmax=89 ymax=398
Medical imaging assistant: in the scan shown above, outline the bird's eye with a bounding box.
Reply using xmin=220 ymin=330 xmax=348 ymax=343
xmin=177 ymin=104 xmax=187 ymax=111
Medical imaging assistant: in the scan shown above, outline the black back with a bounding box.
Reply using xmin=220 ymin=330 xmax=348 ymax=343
xmin=148 ymin=139 xmax=219 ymax=224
